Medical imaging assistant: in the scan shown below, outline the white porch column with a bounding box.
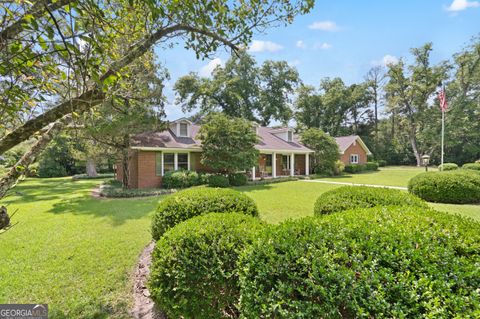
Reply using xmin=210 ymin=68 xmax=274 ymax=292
xmin=161 ymin=152 xmax=164 ymax=176
xmin=252 ymin=166 xmax=256 ymax=181
xmin=290 ymin=153 xmax=295 ymax=176
xmin=305 ymin=153 xmax=310 ymax=176
xmin=272 ymin=152 xmax=277 ymax=178
xmin=187 ymin=152 xmax=191 ymax=170
xmin=174 ymin=153 xmax=178 ymax=170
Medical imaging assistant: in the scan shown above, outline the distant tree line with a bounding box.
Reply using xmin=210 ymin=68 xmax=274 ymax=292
xmin=175 ymin=37 xmax=480 ymax=166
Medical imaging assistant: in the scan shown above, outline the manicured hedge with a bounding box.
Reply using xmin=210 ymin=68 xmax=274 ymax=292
xmin=151 ymin=187 xmax=258 ymax=240
xmin=314 ymin=186 xmax=427 ymax=215
xmin=365 ymin=161 xmax=379 ymax=171
xmin=162 ymin=170 xmax=202 ymax=189
xmin=239 ymin=207 xmax=480 ymax=318
xmin=462 ymin=163 xmax=480 ymax=171
xmin=149 ymin=213 xmax=265 ymax=319
xmin=208 ymin=174 xmax=230 ymax=187
xmin=344 ymin=164 xmax=365 ymax=173
xmin=408 ymin=170 xmax=480 ymax=204
xmin=228 ymin=173 xmax=248 ymax=186
xmin=439 ymin=162 xmax=458 ymax=171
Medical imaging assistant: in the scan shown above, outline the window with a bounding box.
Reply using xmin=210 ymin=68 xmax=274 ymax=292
xmin=282 ymin=155 xmax=290 ymax=170
xmin=164 ymin=153 xmax=175 ymax=173
xmin=287 ymin=130 xmax=293 ymax=142
xmin=178 ymin=153 xmax=188 ymax=170
xmin=155 ymin=152 xmax=162 ymax=176
xmin=350 ymin=154 xmax=359 ymax=164
xmin=179 ymin=123 xmax=188 ymax=137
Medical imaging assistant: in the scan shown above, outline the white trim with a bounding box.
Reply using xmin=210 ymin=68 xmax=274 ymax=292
xmin=290 ymin=153 xmax=295 ymax=176
xmin=187 ymin=152 xmax=191 ymax=170
xmin=305 ymin=153 xmax=309 ymax=176
xmin=257 ymin=148 xmax=314 ymax=154
xmin=252 ymin=166 xmax=256 ymax=181
xmin=272 ymin=152 xmax=277 ymax=178
xmin=174 ymin=153 xmax=178 ymax=170
xmin=132 ymin=147 xmax=202 ymax=152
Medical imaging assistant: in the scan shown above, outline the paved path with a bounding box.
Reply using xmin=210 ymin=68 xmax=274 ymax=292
xmin=300 ymin=179 xmax=408 ymax=190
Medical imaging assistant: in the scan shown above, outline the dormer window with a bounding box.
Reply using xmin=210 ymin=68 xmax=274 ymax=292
xmin=287 ymin=130 xmax=293 ymax=142
xmin=179 ymin=123 xmax=188 ymax=137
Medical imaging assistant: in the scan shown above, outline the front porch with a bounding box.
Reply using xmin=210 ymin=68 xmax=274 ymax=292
xmin=250 ymin=152 xmax=311 ymax=180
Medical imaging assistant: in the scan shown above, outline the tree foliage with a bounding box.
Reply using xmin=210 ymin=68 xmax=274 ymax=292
xmin=300 ymin=128 xmax=339 ymax=174
xmin=197 ymin=113 xmax=259 ymax=174
xmin=175 ymin=51 xmax=300 ymax=125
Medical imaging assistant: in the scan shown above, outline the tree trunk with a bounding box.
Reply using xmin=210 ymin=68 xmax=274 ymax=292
xmin=0 ymin=116 xmax=69 ymax=200
xmin=409 ymin=133 xmax=421 ymax=166
xmin=122 ymin=151 xmax=130 ymax=189
xmin=86 ymin=158 xmax=97 ymax=177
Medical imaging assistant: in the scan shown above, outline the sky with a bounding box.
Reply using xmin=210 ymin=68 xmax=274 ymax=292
xmin=156 ymin=0 xmax=480 ymax=120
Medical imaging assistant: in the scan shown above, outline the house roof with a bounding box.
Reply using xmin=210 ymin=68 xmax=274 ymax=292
xmin=131 ymin=124 xmax=313 ymax=153
xmin=334 ymin=135 xmax=372 ymax=155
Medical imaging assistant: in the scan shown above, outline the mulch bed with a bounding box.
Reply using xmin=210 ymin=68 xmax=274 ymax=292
xmin=131 ymin=241 xmax=166 ymax=319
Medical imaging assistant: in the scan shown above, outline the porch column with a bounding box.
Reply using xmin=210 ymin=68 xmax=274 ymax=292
xmin=305 ymin=153 xmax=310 ymax=176
xmin=252 ymin=166 xmax=256 ymax=181
xmin=272 ymin=152 xmax=277 ymax=178
xmin=187 ymin=152 xmax=191 ymax=170
xmin=174 ymin=153 xmax=178 ymax=170
xmin=161 ymin=152 xmax=164 ymax=176
xmin=290 ymin=153 xmax=295 ymax=176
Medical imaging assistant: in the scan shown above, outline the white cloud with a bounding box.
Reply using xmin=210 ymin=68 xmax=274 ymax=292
xmin=288 ymin=59 xmax=301 ymax=67
xmin=372 ymin=54 xmax=399 ymax=67
xmin=446 ymin=0 xmax=479 ymax=11
xmin=313 ymin=42 xmax=333 ymax=50
xmin=308 ymin=20 xmax=339 ymax=31
xmin=248 ymin=40 xmax=283 ymax=53
xmin=296 ymin=40 xmax=306 ymax=49
xmin=199 ymin=58 xmax=223 ymax=77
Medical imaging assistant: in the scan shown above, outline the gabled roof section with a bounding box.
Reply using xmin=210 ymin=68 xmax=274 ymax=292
xmin=335 ymin=135 xmax=372 ymax=155
xmin=171 ymin=117 xmax=192 ymax=124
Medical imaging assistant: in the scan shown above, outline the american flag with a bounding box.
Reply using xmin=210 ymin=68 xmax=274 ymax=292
xmin=438 ymin=87 xmax=448 ymax=112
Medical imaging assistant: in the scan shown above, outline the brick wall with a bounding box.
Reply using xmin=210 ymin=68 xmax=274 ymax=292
xmin=340 ymin=143 xmax=368 ymax=165
xmin=137 ymin=151 xmax=162 ymax=188
xmin=295 ymin=154 xmax=306 ymax=175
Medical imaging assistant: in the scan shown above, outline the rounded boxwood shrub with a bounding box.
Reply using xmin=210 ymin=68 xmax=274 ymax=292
xmin=314 ymin=186 xmax=427 ymax=215
xmin=239 ymin=207 xmax=480 ymax=318
xmin=344 ymin=164 xmax=366 ymax=174
xmin=229 ymin=173 xmax=248 ymax=186
xmin=162 ymin=169 xmax=201 ymax=189
xmin=408 ymin=170 xmax=480 ymax=204
xmin=151 ymin=187 xmax=258 ymax=240
xmin=439 ymin=162 xmax=458 ymax=171
xmin=150 ymin=213 xmax=265 ymax=319
xmin=365 ymin=161 xmax=379 ymax=171
xmin=462 ymin=163 xmax=480 ymax=171
xmin=208 ymin=174 xmax=230 ymax=188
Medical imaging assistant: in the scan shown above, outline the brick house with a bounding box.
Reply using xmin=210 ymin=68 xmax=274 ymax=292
xmin=117 ymin=118 xmax=371 ymax=188
xmin=335 ymin=135 xmax=372 ymax=165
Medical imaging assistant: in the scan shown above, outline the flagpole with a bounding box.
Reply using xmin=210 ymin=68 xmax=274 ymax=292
xmin=441 ymin=109 xmax=445 ymax=169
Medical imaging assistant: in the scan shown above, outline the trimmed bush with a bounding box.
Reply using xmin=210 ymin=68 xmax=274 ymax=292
xmin=462 ymin=163 xmax=480 ymax=171
xmin=150 ymin=213 xmax=265 ymax=319
xmin=162 ymin=170 xmax=201 ymax=189
xmin=439 ymin=162 xmax=458 ymax=171
xmin=151 ymin=187 xmax=258 ymax=240
xmin=377 ymin=159 xmax=387 ymax=167
xmin=408 ymin=170 xmax=480 ymax=204
xmin=365 ymin=161 xmax=379 ymax=171
xmin=344 ymin=164 xmax=366 ymax=173
xmin=208 ymin=174 xmax=230 ymax=187
xmin=228 ymin=173 xmax=248 ymax=186
xmin=333 ymin=160 xmax=345 ymax=175
xmin=314 ymin=186 xmax=427 ymax=215
xmin=239 ymin=207 xmax=480 ymax=318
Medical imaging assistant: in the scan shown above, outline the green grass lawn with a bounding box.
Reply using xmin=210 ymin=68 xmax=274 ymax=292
xmin=315 ymin=166 xmax=436 ymax=187
xmin=1 ymin=167 xmax=478 ymax=318
xmin=0 ymin=178 xmax=159 ymax=318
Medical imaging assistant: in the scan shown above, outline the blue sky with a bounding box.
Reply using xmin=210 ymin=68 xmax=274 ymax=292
xmin=156 ymin=0 xmax=480 ymax=120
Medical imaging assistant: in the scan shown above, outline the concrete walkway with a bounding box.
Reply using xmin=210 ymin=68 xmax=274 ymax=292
xmin=301 ymin=179 xmax=408 ymax=190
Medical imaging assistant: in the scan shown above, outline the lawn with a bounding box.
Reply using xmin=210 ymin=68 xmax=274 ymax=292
xmin=0 ymin=178 xmax=158 ymax=318
xmin=1 ymin=167 xmax=478 ymax=318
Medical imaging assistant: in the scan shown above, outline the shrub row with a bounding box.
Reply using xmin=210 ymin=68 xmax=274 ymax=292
xmin=344 ymin=161 xmax=379 ymax=173
xmin=99 ymin=181 xmax=175 ymax=198
xmin=314 ymin=186 xmax=427 ymax=215
xmin=408 ymin=170 xmax=480 ymax=204
xmin=439 ymin=162 xmax=458 ymax=171
xmin=72 ymin=173 xmax=115 ymax=180
xmin=151 ymin=187 xmax=258 ymax=240
xmin=162 ymin=170 xmax=208 ymax=189
xmin=247 ymin=176 xmax=299 ymax=186
xmin=239 ymin=207 xmax=480 ymax=318
xmin=462 ymin=162 xmax=480 ymax=171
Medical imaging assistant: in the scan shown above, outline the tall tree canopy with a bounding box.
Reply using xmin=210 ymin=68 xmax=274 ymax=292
xmin=174 ymin=51 xmax=300 ymax=125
